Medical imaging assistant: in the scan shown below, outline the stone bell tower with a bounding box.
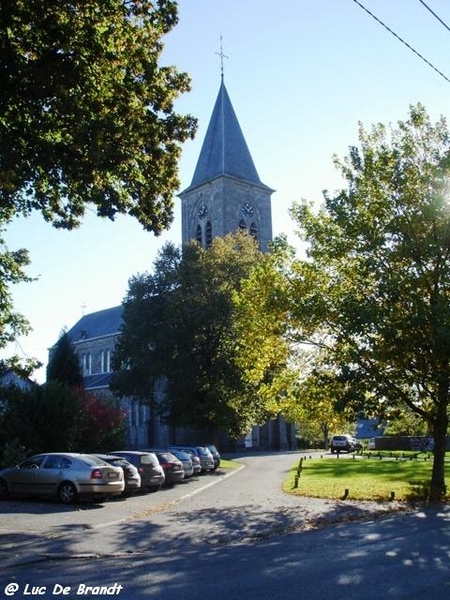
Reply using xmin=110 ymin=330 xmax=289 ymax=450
xmin=178 ymin=77 xmax=274 ymax=251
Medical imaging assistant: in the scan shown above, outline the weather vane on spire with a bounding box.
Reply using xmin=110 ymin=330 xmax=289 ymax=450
xmin=215 ymin=35 xmax=228 ymax=79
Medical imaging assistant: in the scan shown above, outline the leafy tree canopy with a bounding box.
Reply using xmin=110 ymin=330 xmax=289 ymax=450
xmin=112 ymin=232 xmax=279 ymax=439
xmin=0 ymin=226 xmax=39 ymax=372
xmin=289 ymin=104 xmax=450 ymax=499
xmin=46 ymin=328 xmax=84 ymax=388
xmin=1 ymin=0 xmax=197 ymax=232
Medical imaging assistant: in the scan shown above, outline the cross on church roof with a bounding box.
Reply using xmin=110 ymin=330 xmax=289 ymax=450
xmin=215 ymin=35 xmax=228 ymax=79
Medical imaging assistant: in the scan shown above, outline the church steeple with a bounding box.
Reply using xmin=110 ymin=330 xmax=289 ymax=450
xmin=179 ymin=79 xmax=274 ymax=251
xmin=187 ymin=80 xmax=270 ymax=191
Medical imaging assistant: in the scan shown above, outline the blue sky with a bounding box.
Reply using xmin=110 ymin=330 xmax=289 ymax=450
xmin=4 ymin=0 xmax=450 ymax=382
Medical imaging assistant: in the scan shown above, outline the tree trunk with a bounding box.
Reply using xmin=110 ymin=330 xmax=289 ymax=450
xmin=430 ymin=386 xmax=449 ymax=501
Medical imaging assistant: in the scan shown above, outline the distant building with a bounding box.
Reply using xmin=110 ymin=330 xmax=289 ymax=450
xmin=59 ymin=306 xmax=170 ymax=449
xmin=52 ymin=77 xmax=295 ymax=451
xmin=355 ymin=419 xmax=386 ymax=439
xmin=0 ymin=367 xmax=34 ymax=392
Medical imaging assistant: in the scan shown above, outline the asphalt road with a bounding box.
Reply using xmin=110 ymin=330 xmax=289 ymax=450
xmin=1 ymin=452 xmax=450 ymax=600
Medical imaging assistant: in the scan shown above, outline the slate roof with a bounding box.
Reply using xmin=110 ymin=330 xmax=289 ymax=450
xmin=66 ymin=305 xmax=124 ymax=343
xmin=355 ymin=419 xmax=386 ymax=439
xmin=182 ymin=80 xmax=272 ymax=193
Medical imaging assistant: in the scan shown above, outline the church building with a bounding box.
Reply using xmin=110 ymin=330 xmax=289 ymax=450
xmin=53 ymin=76 xmax=295 ymax=451
xmin=179 ymin=78 xmax=274 ymax=251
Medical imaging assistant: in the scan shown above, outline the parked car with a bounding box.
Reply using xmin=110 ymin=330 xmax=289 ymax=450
xmin=109 ymin=451 xmax=165 ymax=492
xmin=93 ymin=454 xmax=141 ymax=496
xmin=143 ymin=450 xmax=185 ymax=486
xmin=0 ymin=453 xmax=124 ymax=504
xmin=168 ymin=449 xmax=194 ymax=478
xmin=177 ymin=448 xmax=202 ymax=475
xmin=169 ymin=446 xmax=215 ymax=473
xmin=330 ymin=435 xmax=358 ymax=453
xmin=206 ymin=444 xmax=221 ymax=470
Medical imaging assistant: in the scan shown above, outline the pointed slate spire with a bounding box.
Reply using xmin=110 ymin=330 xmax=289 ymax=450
xmin=186 ymin=80 xmax=270 ymax=191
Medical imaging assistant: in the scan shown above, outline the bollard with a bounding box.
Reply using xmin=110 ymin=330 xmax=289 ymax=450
xmin=390 ymin=491 xmax=395 ymax=501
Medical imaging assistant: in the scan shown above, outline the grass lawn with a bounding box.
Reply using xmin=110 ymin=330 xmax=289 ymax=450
xmin=283 ymin=455 xmax=450 ymax=502
xmin=219 ymin=458 xmax=241 ymax=470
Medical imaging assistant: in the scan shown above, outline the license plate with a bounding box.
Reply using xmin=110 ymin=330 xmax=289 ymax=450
xmin=108 ymin=472 xmax=118 ymax=479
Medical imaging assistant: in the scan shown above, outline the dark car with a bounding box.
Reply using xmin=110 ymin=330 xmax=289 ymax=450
xmin=143 ymin=450 xmax=185 ymax=486
xmin=93 ymin=454 xmax=141 ymax=496
xmin=0 ymin=453 xmax=124 ymax=504
xmin=175 ymin=448 xmax=202 ymax=475
xmin=206 ymin=445 xmax=221 ymax=470
xmin=109 ymin=451 xmax=165 ymax=492
xmin=169 ymin=446 xmax=215 ymax=473
xmin=168 ymin=449 xmax=194 ymax=478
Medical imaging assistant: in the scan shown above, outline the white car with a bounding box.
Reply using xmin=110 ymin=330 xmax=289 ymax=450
xmin=330 ymin=434 xmax=358 ymax=453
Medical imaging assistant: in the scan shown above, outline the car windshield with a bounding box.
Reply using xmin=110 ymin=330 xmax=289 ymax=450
xmin=173 ymin=451 xmax=190 ymax=460
xmin=197 ymin=447 xmax=211 ymax=456
xmin=157 ymin=452 xmax=176 ymax=462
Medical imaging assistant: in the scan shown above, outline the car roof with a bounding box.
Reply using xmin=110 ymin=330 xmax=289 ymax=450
xmin=94 ymin=453 xmax=127 ymax=460
xmin=109 ymin=450 xmax=156 ymax=456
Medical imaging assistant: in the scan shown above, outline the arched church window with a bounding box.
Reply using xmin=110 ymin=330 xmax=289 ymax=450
xmin=195 ymin=224 xmax=202 ymax=245
xmin=239 ymin=219 xmax=247 ymax=231
xmin=205 ymin=221 xmax=212 ymax=248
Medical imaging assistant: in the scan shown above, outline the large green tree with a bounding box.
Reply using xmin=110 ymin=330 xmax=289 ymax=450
xmin=289 ymin=104 xmax=450 ymax=500
xmin=1 ymin=0 xmax=196 ymax=232
xmin=0 ymin=0 xmax=196 ymax=370
xmin=112 ymin=232 xmax=277 ymax=440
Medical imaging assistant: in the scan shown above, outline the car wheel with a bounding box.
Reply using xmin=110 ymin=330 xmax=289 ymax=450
xmin=0 ymin=478 xmax=9 ymax=499
xmin=58 ymin=481 xmax=77 ymax=504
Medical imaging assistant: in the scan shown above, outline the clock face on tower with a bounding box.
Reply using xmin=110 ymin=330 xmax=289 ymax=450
xmin=242 ymin=202 xmax=254 ymax=219
xmin=197 ymin=204 xmax=208 ymax=219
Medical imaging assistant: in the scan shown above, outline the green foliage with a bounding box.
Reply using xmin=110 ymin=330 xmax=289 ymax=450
xmin=112 ymin=231 xmax=277 ymax=438
xmin=0 ymin=381 xmax=81 ymax=455
xmin=0 ymin=225 xmax=35 ymax=364
xmin=0 ymin=0 xmax=196 ymax=232
xmin=0 ymin=381 xmax=125 ymax=458
xmin=0 ymin=1 xmax=197 ymax=374
xmin=384 ymin=408 xmax=428 ymax=437
xmin=289 ymin=104 xmax=450 ymax=500
xmin=0 ymin=437 xmax=28 ymax=467
xmin=231 ymin=236 xmax=293 ymax=411
xmin=46 ymin=329 xmax=84 ymax=388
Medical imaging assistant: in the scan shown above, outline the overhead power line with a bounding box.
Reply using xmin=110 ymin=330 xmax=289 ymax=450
xmin=417 ymin=0 xmax=450 ymax=35
xmin=351 ymin=0 xmax=450 ymax=85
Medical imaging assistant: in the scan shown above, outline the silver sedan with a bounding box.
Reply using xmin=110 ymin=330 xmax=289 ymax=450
xmin=0 ymin=452 xmax=124 ymax=504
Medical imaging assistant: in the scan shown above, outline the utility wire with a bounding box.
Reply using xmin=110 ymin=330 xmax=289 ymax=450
xmin=351 ymin=0 xmax=450 ymax=85
xmin=417 ymin=0 xmax=450 ymax=35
